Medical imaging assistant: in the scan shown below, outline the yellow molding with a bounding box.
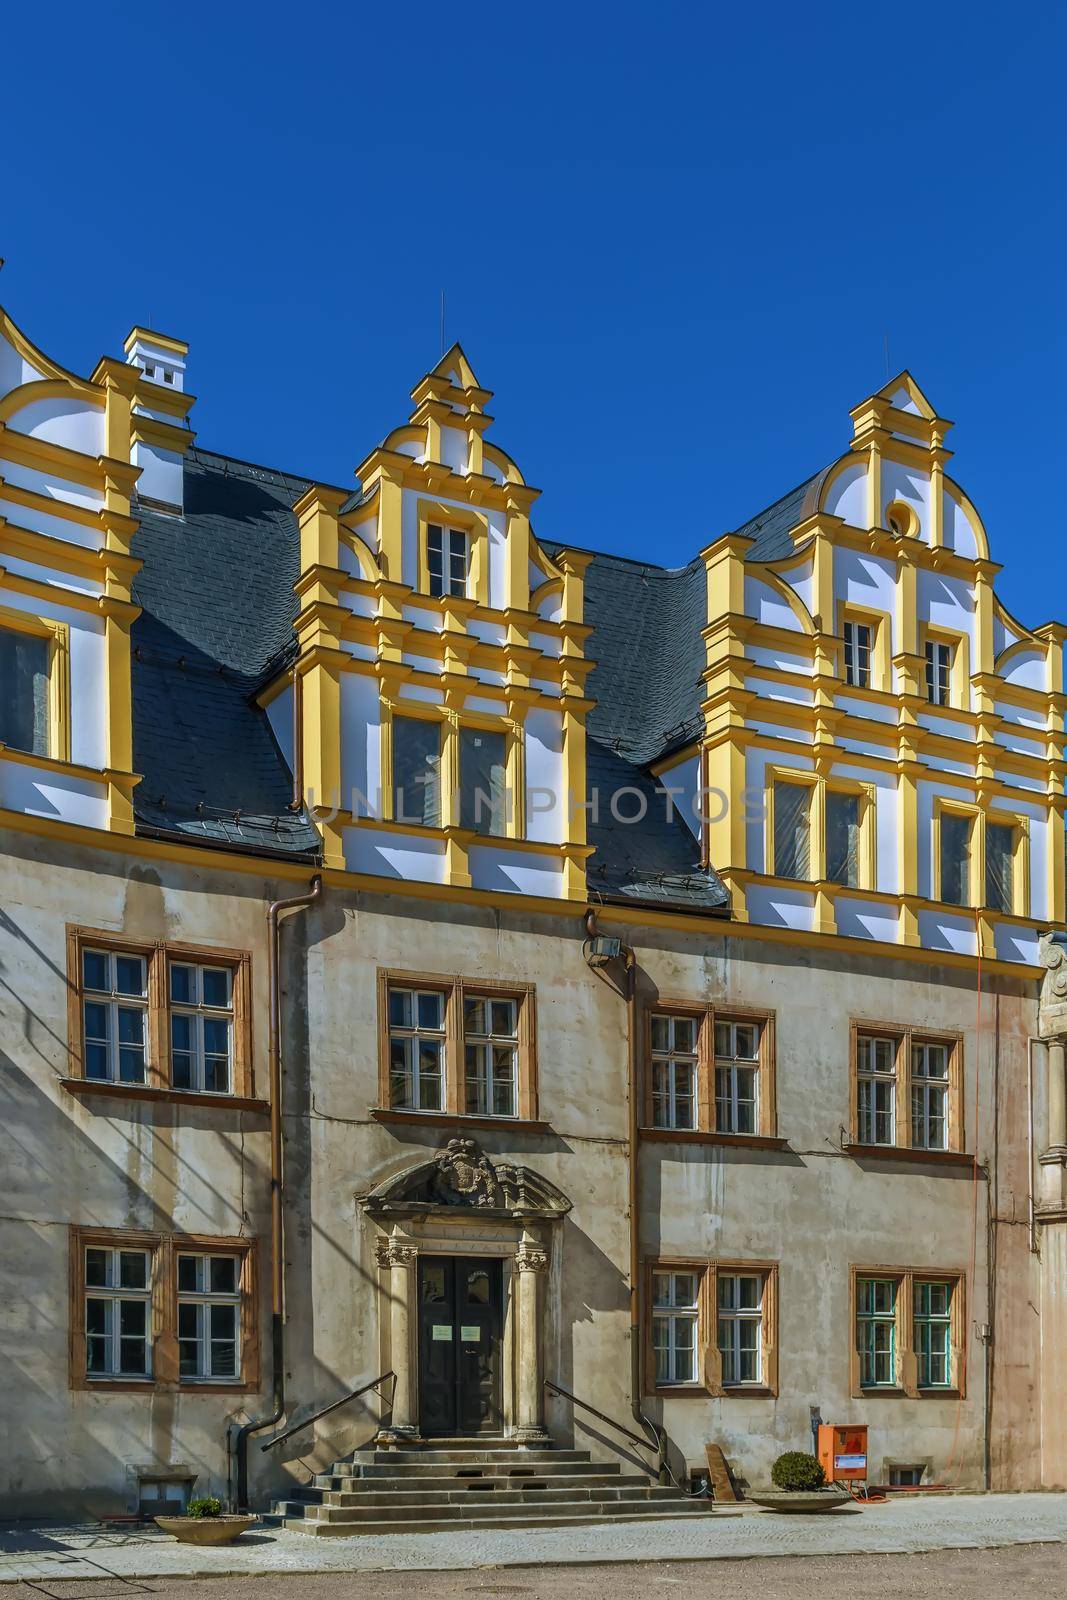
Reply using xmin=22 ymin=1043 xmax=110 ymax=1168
xmin=0 ymin=474 xmax=100 ymax=530
xmin=0 ymin=378 xmax=103 ymax=426
xmin=124 ymin=326 xmax=189 ymax=358
xmin=130 ymin=415 xmax=196 ymax=457
xmin=0 ymin=424 xmax=111 ymax=491
xmin=0 ymin=304 xmax=99 ymax=400
xmin=0 ymin=803 xmax=1045 ymax=981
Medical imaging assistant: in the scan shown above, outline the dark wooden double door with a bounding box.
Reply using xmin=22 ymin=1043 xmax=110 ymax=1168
xmin=417 ymin=1256 xmax=503 ymax=1436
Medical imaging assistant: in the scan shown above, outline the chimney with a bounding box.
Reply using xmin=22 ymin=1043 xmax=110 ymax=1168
xmin=123 ymin=326 xmax=190 ymax=513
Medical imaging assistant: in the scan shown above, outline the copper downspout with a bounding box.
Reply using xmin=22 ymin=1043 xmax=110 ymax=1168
xmin=232 ymin=872 xmax=323 ymax=1509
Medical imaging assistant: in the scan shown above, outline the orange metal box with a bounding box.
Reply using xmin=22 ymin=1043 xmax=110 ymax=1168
xmin=817 ymin=1423 xmax=868 ymax=1482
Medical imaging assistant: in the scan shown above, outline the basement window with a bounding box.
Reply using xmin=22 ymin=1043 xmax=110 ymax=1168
xmin=888 ymin=1465 xmax=925 ymax=1487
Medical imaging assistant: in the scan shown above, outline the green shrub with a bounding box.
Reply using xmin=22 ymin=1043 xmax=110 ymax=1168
xmin=770 ymin=1451 xmax=826 ymax=1491
xmin=186 ymin=1496 xmax=223 ymax=1519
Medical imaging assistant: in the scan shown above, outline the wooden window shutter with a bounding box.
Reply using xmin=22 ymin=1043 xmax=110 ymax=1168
xmin=702 ymin=1265 xmax=723 ymax=1396
xmin=763 ymin=1266 xmax=779 ymax=1395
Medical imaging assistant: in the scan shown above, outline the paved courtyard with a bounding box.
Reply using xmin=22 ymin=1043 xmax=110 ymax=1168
xmin=0 ymin=1493 xmax=1066 ymax=1585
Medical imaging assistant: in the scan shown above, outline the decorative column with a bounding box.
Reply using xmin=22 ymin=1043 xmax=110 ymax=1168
xmin=1048 ymin=1038 xmax=1067 ymax=1155
xmin=376 ymin=1238 xmax=419 ymax=1440
xmin=513 ymin=1239 xmax=549 ymax=1442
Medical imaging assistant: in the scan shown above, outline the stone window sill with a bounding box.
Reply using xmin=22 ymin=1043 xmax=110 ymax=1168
xmin=61 ymin=1077 xmax=269 ymax=1114
xmin=842 ymin=1142 xmax=977 ymax=1167
xmin=370 ymin=1107 xmax=553 ymax=1135
xmin=639 ymin=1128 xmax=789 ymax=1150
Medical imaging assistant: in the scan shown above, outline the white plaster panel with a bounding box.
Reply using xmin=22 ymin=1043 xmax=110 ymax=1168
xmin=917 ymin=711 xmax=974 ymax=743
xmin=746 ymin=644 xmax=812 ymax=675
xmin=397 ymin=683 xmax=443 ymax=705
xmin=995 ymin=700 xmax=1045 ymax=731
xmin=918 ymin=751 xmax=974 ymax=777
xmin=744 ymin=883 xmax=815 ymax=932
xmin=748 ymin=720 xmax=811 ymax=744
xmin=530 ymin=678 xmax=559 ymax=697
xmin=993 ymin=613 xmax=1022 ymax=657
xmin=465 ymin=695 xmax=505 ymax=715
xmin=341 ymin=589 xmax=376 ymax=618
xmin=400 ymin=488 xmax=419 ymax=586
xmin=994 ymin=727 xmax=1043 ymax=758
xmin=0 ymin=495 xmax=101 ymax=550
xmin=265 ymin=685 xmax=294 ymax=775
xmin=0 ymin=553 xmax=100 ymax=598
xmin=0 ymin=329 xmax=46 ymax=397
xmin=995 ymin=768 xmax=1044 ymax=793
xmin=662 ymin=754 xmax=700 ymax=842
xmin=823 ymin=458 xmax=866 ymax=527
xmin=886 ymin=383 xmax=920 ymax=415
xmin=784 ymin=556 xmax=814 ymax=618
xmin=468 ymin=668 xmax=505 ymax=688
xmin=529 ymin=631 xmax=561 ymax=657
xmin=340 ymin=672 xmax=382 ymax=816
xmin=343 ymin=641 xmax=376 ymax=663
xmin=833 ymin=899 xmax=900 ymax=943
xmin=882 ymin=459 xmax=930 ymax=541
xmin=744 ymin=576 xmax=802 ymax=632
xmin=440 ymin=426 xmax=468 ymax=474
xmin=917 ymin=567 xmax=975 ymax=650
xmin=1001 ymin=649 xmax=1046 ymax=691
xmin=524 ymin=708 xmax=565 ymax=844
xmin=834 ymin=735 xmax=895 ymax=761
xmin=535 ymin=593 xmax=563 ymax=624
xmin=834 ymin=693 xmax=896 ymax=724
xmin=746 ymin=677 xmax=814 ymax=707
xmin=834 ymin=546 xmax=897 ymax=620
xmin=487 ymin=511 xmax=506 ymax=610
xmin=469 ymin=619 xmax=506 ymax=647
xmin=0 ymin=457 xmax=103 ymax=511
xmin=993 ymin=924 xmax=1040 ymax=965
xmin=7 ymin=398 xmax=103 ymax=456
xmin=131 ymin=441 xmax=183 ymax=507
xmin=942 ymin=489 xmax=980 ymax=559
xmin=403 ymin=654 xmax=441 ymax=675
xmin=1029 ymin=814 xmax=1048 ymax=921
xmin=344 ymin=826 xmax=447 ymax=883
xmin=468 ymin=846 xmax=564 ymax=898
xmin=0 ymin=759 xmax=108 ymax=829
xmin=917 ymin=909 xmax=977 ymax=956
xmin=403 ymin=605 xmax=441 ymax=630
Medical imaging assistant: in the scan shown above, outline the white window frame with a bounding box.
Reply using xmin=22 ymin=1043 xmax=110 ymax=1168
xmin=857 ymin=1033 xmax=897 ymax=1145
xmin=914 ymin=1279 xmax=953 ymax=1389
xmin=84 ymin=1246 xmax=153 ymax=1380
xmin=843 ymin=620 xmax=872 ymax=689
xmin=427 ymin=522 xmax=469 ymax=598
xmin=911 ymin=1041 xmax=949 ymax=1151
xmin=925 ymin=640 xmax=951 ymax=706
xmin=169 ymin=962 xmax=234 ymax=1094
xmin=651 ymin=1270 xmax=700 ymax=1386
xmin=717 ymin=1272 xmax=764 ymax=1387
xmin=176 ymin=1252 xmax=242 ymax=1383
xmin=650 ymin=1012 xmax=698 ymax=1130
xmin=714 ymin=1019 xmax=760 ymax=1134
xmin=387 ymin=984 xmax=446 ymax=1111
xmin=82 ymin=948 xmax=149 ymax=1084
xmin=463 ymin=994 xmax=519 ymax=1118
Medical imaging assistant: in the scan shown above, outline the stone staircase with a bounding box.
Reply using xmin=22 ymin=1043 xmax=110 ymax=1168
xmin=272 ymin=1437 xmax=716 ymax=1535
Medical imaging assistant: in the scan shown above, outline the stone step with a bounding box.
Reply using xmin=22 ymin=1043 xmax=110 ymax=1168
xmin=288 ymin=1503 xmax=715 ymax=1537
xmin=345 ymin=1447 xmax=588 ymax=1468
xmin=317 ymin=1469 xmax=643 ymax=1496
xmin=314 ymin=1484 xmax=689 ymax=1516
xmin=317 ymin=1459 xmax=619 ymax=1485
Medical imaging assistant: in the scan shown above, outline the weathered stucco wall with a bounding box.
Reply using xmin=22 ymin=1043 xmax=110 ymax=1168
xmin=0 ymin=827 xmax=1046 ymax=1517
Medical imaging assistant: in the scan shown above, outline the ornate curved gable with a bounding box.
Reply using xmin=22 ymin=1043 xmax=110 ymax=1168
xmin=362 ymin=1137 xmax=572 ymax=1221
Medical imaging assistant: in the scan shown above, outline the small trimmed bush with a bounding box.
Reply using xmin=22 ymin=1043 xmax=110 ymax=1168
xmin=186 ymin=1496 xmax=223 ymax=1519
xmin=770 ymin=1451 xmax=826 ymax=1492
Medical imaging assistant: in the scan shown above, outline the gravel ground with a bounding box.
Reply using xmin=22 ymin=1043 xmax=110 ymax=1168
xmin=3 ymin=1543 xmax=1067 ymax=1599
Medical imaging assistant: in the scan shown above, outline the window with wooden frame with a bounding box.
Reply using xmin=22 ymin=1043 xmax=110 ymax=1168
xmin=644 ymin=1260 xmax=778 ymax=1397
xmin=767 ymin=769 xmax=875 ymax=889
xmin=849 ymin=1022 xmax=963 ymax=1154
xmin=69 ymin=1226 xmax=259 ymax=1392
xmin=377 ymin=970 xmax=537 ymax=1123
xmin=850 ymin=1266 xmax=965 ymax=1398
xmin=644 ymin=1005 xmax=776 ymax=1141
xmin=0 ymin=605 xmax=70 ymax=761
xmin=934 ymin=801 xmax=979 ymax=908
xmin=984 ymin=812 xmax=1029 ymax=916
xmin=381 ymin=703 xmax=521 ymax=839
xmin=65 ymin=927 xmax=255 ymax=1104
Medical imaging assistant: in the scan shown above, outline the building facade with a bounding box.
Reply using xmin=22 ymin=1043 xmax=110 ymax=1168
xmin=0 ymin=301 xmax=1064 ymax=1517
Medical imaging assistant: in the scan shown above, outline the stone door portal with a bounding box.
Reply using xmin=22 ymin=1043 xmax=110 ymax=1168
xmin=417 ymin=1255 xmax=503 ymax=1435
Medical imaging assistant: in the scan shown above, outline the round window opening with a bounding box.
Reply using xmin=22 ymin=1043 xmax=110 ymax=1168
xmin=886 ymin=500 xmax=918 ymax=539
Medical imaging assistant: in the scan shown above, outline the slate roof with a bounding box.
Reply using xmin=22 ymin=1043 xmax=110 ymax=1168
xmin=126 ymin=449 xmax=824 ymax=913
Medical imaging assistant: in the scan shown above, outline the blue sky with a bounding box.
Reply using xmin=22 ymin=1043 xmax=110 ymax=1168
xmin=4 ymin=2 xmax=1065 ymax=626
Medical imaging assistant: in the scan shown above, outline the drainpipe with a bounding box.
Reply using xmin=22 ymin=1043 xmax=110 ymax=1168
xmin=581 ymin=910 xmax=648 ymax=1453
xmin=231 ymin=873 xmax=323 ymax=1510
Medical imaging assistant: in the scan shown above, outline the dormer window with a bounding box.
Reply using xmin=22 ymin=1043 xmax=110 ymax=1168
xmin=925 ymin=640 xmax=952 ymax=706
xmin=427 ymin=523 xmax=469 ymax=598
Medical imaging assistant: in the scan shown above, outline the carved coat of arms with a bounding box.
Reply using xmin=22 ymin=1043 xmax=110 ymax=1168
xmin=431 ymin=1138 xmax=503 ymax=1207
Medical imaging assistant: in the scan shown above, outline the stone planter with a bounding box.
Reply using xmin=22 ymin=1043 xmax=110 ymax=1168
xmin=154 ymin=1515 xmax=259 ymax=1545
xmin=747 ymin=1486 xmax=852 ymax=1514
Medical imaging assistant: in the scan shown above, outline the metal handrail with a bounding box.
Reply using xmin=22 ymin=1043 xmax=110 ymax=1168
xmin=260 ymin=1370 xmax=396 ymax=1452
xmin=544 ymin=1378 xmax=661 ymax=1463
